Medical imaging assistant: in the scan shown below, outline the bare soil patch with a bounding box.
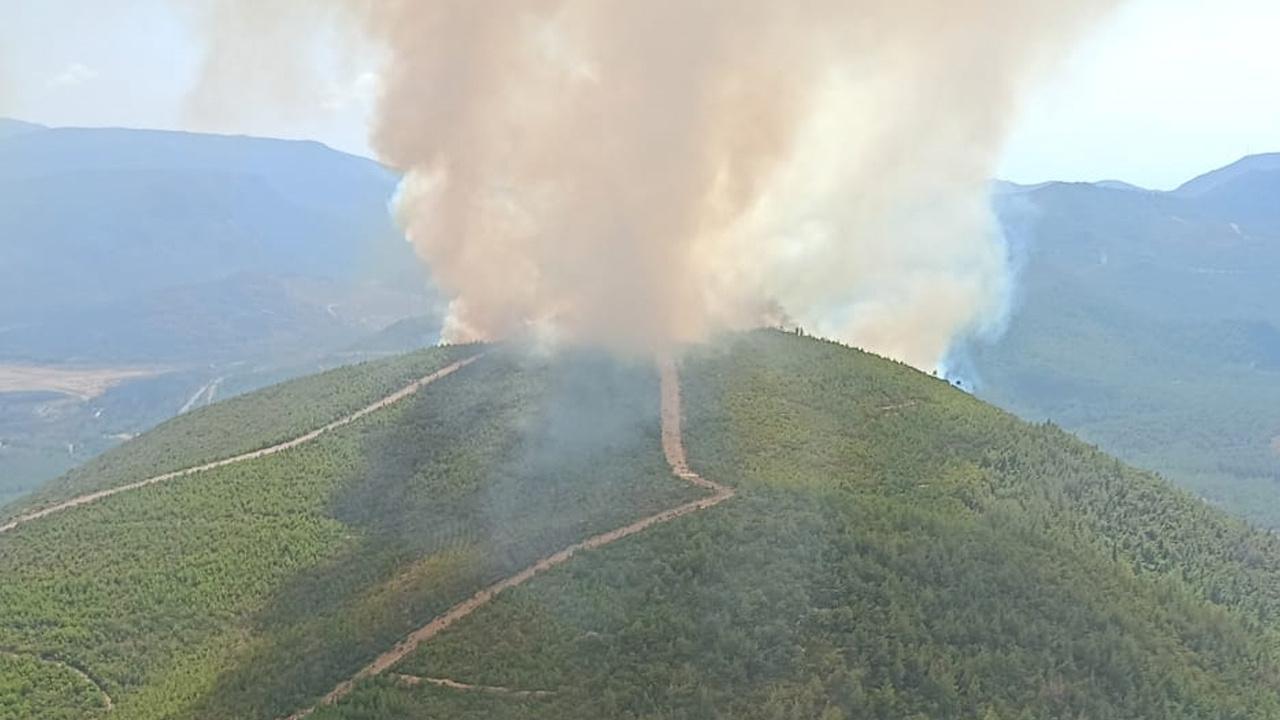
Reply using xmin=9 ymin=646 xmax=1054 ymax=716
xmin=0 ymin=365 xmax=164 ymax=400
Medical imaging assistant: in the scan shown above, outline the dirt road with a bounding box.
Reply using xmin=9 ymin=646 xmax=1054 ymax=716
xmin=389 ymin=674 xmax=555 ymax=697
xmin=0 ymin=356 xmax=483 ymax=536
xmin=179 ymin=376 xmax=224 ymax=414
xmin=283 ymin=358 xmax=734 ymax=719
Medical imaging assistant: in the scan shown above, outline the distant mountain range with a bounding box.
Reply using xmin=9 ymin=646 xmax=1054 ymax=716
xmin=0 ymin=119 xmax=436 ymax=361
xmin=972 ymin=152 xmax=1280 ymax=526
xmin=0 ymin=119 xmax=442 ymax=503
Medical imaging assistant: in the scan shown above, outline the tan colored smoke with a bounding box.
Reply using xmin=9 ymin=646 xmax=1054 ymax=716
xmin=178 ymin=0 xmax=367 ymax=131
xmin=193 ymin=0 xmax=1120 ymax=367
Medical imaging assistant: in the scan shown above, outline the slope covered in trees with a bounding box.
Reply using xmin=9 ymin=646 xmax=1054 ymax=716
xmin=4 ymin=332 xmax=1280 ymax=719
xmin=0 ymin=348 xmax=701 ymax=719
xmin=977 ymin=161 xmax=1280 ymax=527
xmin=318 ymin=332 xmax=1280 ymax=720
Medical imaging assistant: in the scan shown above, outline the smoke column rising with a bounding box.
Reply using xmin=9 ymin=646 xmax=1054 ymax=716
xmin=195 ymin=0 xmax=1120 ymax=367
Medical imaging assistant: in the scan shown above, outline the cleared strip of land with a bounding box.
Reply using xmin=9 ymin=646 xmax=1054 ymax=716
xmin=389 ymin=674 xmax=555 ymax=698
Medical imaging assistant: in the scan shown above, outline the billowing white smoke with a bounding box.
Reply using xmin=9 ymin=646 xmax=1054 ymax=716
xmin=191 ymin=0 xmax=1120 ymax=367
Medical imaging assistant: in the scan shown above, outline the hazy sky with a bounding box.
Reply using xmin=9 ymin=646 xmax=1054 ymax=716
xmin=998 ymin=0 xmax=1280 ymax=188
xmin=0 ymin=0 xmax=1276 ymax=190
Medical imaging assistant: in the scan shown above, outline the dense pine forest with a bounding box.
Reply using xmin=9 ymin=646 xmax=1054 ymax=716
xmin=4 ymin=332 xmax=1280 ymax=719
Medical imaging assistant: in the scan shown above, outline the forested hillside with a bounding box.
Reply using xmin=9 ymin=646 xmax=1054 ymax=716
xmin=5 ymin=333 xmax=1280 ymax=719
xmin=0 ymin=345 xmax=702 ymax=719
xmin=975 ymin=156 xmax=1280 ymax=527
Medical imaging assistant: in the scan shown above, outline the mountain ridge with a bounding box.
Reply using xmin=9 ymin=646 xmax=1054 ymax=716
xmin=995 ymin=150 xmax=1280 ymax=199
xmin=0 ymin=118 xmax=47 ymax=139
xmin=1175 ymin=152 xmax=1280 ymax=198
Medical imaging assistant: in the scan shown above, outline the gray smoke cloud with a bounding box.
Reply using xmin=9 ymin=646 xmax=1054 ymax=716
xmin=190 ymin=0 xmax=1120 ymax=368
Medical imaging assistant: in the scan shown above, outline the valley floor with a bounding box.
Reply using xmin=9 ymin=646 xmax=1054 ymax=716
xmin=0 ymin=365 xmax=164 ymax=400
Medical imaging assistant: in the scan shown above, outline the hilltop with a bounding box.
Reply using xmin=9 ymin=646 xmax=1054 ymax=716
xmin=4 ymin=331 xmax=1280 ymax=719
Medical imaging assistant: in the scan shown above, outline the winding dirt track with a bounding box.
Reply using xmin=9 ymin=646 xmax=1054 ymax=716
xmin=0 ymin=649 xmax=113 ymax=714
xmin=0 ymin=356 xmax=483 ymax=536
xmin=389 ymin=674 xmax=555 ymax=698
xmin=282 ymin=358 xmax=734 ymax=719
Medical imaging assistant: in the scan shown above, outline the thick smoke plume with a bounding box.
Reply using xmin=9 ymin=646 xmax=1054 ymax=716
xmin=194 ymin=0 xmax=1119 ymax=368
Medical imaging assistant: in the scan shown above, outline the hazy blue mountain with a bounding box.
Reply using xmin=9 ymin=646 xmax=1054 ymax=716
xmin=0 ymin=124 xmax=424 ymax=324
xmin=994 ymin=178 xmax=1151 ymax=195
xmin=0 ymin=120 xmax=440 ymax=362
xmin=972 ymin=154 xmax=1280 ymax=526
xmin=1093 ymin=179 xmax=1149 ymax=192
xmin=991 ymin=179 xmax=1052 ymax=195
xmin=0 ymin=118 xmax=46 ymax=139
xmin=0 ymin=121 xmax=440 ymax=503
xmin=1174 ymin=152 xmax=1280 ymax=199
